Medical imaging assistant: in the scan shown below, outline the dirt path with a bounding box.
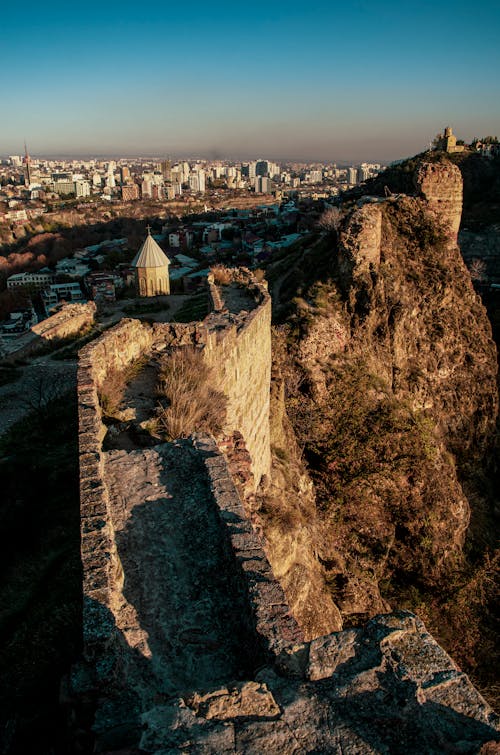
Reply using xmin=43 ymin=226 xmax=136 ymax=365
xmin=0 ymin=360 xmax=76 ymax=436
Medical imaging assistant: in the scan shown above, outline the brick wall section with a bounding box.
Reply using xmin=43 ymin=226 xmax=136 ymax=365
xmin=193 ymin=434 xmax=304 ymax=655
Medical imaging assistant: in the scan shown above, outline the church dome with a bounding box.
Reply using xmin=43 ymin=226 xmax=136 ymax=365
xmin=132 ymin=229 xmax=170 ymax=268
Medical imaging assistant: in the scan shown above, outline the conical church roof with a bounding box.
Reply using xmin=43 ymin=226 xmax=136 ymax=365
xmin=132 ymin=229 xmax=170 ymax=268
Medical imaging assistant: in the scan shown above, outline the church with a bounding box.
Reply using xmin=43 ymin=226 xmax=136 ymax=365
xmin=131 ymin=227 xmax=170 ymax=296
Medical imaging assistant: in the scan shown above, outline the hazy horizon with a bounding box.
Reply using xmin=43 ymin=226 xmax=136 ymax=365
xmin=2 ymin=0 xmax=499 ymax=163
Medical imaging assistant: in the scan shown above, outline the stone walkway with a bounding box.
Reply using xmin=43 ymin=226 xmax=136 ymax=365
xmin=104 ymin=441 xmax=256 ymax=698
xmin=222 ymin=285 xmax=256 ymax=315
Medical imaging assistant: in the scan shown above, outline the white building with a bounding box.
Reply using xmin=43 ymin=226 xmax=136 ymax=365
xmin=347 ymin=167 xmax=358 ymax=185
xmin=255 ymin=176 xmax=271 ymax=193
xmin=7 ymin=270 xmax=53 ymax=289
xmin=188 ymin=170 xmax=206 ymax=193
xmin=75 ymin=180 xmax=91 ymax=197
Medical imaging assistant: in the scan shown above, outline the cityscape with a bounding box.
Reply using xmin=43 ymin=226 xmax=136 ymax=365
xmin=0 ymin=145 xmax=385 ymax=347
xmin=1 ymin=0 xmax=500 ymax=752
xmin=2 ymin=148 xmax=384 ymax=206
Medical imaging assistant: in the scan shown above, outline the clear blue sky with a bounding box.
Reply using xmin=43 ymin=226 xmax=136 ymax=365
xmin=1 ymin=0 xmax=499 ymax=162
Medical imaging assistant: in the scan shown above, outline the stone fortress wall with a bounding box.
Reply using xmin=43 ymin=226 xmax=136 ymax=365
xmin=2 ymin=301 xmax=96 ymax=361
xmin=76 ymin=270 xmax=292 ymax=730
xmin=76 ymin=209 xmax=500 ymax=751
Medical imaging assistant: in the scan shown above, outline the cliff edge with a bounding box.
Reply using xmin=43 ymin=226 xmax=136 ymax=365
xmin=263 ymin=159 xmax=498 ymax=690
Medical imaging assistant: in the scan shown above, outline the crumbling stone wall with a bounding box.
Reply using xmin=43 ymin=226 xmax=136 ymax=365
xmin=203 ymin=298 xmax=272 ymax=486
xmin=75 ymin=269 xmax=500 ymax=754
xmin=31 ymin=301 xmax=96 ymax=341
xmin=193 ymin=434 xmax=302 ymax=656
xmin=415 ymin=159 xmax=463 ymax=241
xmin=76 ymin=273 xmax=275 ymax=698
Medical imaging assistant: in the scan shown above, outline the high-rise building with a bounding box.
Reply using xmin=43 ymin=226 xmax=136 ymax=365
xmin=160 ymin=160 xmax=171 ymax=179
xmin=256 ymin=160 xmax=269 ymax=176
xmin=188 ymin=170 xmax=206 ymax=193
xmin=75 ymin=180 xmax=91 ymax=197
xmin=122 ymin=184 xmax=140 ymax=201
xmin=23 ymin=142 xmax=32 ymax=186
xmin=255 ymin=176 xmax=271 ymax=193
xmin=347 ymin=167 xmax=358 ymax=185
xmin=120 ymin=166 xmax=131 ymax=183
xmin=358 ymin=164 xmax=370 ymax=183
xmin=141 ymin=179 xmax=152 ymax=198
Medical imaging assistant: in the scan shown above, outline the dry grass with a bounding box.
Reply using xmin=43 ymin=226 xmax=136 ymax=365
xmin=211 ymin=264 xmax=233 ymax=286
xmin=156 ymin=347 xmax=227 ymax=439
xmin=98 ymin=357 xmax=147 ymax=418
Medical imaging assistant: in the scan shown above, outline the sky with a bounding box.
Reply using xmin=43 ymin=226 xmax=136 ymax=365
xmin=1 ymin=0 xmax=499 ymax=163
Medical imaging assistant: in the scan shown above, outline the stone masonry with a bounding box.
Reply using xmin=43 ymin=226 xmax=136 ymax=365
xmin=75 ymin=268 xmax=500 ymax=752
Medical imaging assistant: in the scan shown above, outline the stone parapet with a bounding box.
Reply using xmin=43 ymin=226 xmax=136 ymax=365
xmin=193 ymin=434 xmax=303 ymax=657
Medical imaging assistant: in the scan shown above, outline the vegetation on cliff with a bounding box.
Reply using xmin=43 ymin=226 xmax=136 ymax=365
xmin=264 ymin=162 xmax=499 ymax=701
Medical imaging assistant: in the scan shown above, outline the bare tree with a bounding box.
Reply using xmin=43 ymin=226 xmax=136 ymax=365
xmin=318 ymin=206 xmax=341 ymax=233
xmin=468 ymin=258 xmax=487 ymax=282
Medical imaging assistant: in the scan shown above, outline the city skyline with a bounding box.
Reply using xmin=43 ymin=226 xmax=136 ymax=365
xmin=2 ymin=0 xmax=499 ymax=162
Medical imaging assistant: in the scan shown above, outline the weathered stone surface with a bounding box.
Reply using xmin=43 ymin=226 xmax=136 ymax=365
xmin=307 ymin=628 xmax=360 ymax=680
xmin=32 ymin=301 xmax=96 ymax=340
xmin=186 ymin=682 xmax=280 ymax=721
xmin=75 ymin=267 xmax=499 ymax=754
xmin=415 ymin=159 xmax=463 ymax=241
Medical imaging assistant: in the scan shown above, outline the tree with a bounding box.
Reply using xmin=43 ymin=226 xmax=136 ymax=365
xmin=318 ymin=206 xmax=341 ymax=233
xmin=468 ymin=258 xmax=487 ymax=282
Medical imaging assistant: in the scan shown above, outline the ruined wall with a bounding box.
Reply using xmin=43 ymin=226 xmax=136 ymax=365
xmin=194 ymin=434 xmax=302 ymax=655
xmin=75 ymin=266 xmax=500 ymax=753
xmin=76 ymin=273 xmax=274 ymax=694
xmin=2 ymin=301 xmax=96 ymax=362
xmin=203 ymin=294 xmax=272 ymax=486
xmin=415 ymin=159 xmax=463 ymax=241
xmin=339 ymin=201 xmax=383 ymax=281
xmin=31 ymin=301 xmax=96 ymax=341
xmin=81 ymin=317 xmax=155 ymax=389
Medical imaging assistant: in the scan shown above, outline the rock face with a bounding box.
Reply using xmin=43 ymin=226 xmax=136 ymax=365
xmin=137 ymin=612 xmax=500 ymax=754
xmin=265 ymin=158 xmax=498 ymax=628
xmin=415 ymin=159 xmax=463 ymax=241
xmin=75 ymin=258 xmax=499 ymax=751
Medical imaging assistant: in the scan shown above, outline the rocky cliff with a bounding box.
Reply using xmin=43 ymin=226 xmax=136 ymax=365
xmin=263 ymin=159 xmax=498 ymax=688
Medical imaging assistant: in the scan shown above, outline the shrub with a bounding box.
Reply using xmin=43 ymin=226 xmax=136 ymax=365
xmin=156 ymin=347 xmax=227 ymax=439
xmin=211 ymin=264 xmax=233 ymax=285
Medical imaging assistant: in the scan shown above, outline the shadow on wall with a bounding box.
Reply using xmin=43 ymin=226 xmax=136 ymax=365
xmin=114 ymin=453 xmax=263 ymax=692
xmin=80 ymin=597 xmax=500 ymax=754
